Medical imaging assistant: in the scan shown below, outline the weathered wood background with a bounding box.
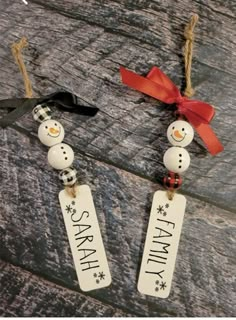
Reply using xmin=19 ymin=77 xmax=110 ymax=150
xmin=0 ymin=0 xmax=236 ymax=317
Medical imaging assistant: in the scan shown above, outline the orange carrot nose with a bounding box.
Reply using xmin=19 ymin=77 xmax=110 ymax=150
xmin=49 ymin=127 xmax=59 ymax=134
xmin=174 ymin=130 xmax=183 ymax=138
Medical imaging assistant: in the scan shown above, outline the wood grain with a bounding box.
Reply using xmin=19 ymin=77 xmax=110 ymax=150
xmin=0 ymin=260 xmax=133 ymax=317
xmin=0 ymin=128 xmax=235 ymax=316
xmin=0 ymin=0 xmax=235 ymax=211
xmin=0 ymin=0 xmax=236 ymax=316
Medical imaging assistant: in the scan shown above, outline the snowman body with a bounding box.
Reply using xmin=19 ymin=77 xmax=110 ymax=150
xmin=164 ymin=120 xmax=194 ymax=174
xmin=48 ymin=143 xmax=74 ymax=170
xmin=34 ymin=105 xmax=77 ymax=186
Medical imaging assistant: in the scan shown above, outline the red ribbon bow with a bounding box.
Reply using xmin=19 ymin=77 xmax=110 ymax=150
xmin=120 ymin=66 xmax=223 ymax=155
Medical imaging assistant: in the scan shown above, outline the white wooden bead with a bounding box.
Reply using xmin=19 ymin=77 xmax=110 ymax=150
xmin=167 ymin=120 xmax=194 ymax=147
xmin=38 ymin=119 xmax=65 ymax=147
xmin=163 ymin=147 xmax=190 ymax=173
xmin=48 ymin=143 xmax=74 ymax=170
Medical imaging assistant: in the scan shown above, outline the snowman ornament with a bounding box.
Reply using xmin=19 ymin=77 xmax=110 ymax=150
xmin=163 ymin=120 xmax=194 ymax=189
xmin=33 ymin=104 xmax=77 ymax=187
xmin=32 ymin=103 xmax=112 ymax=292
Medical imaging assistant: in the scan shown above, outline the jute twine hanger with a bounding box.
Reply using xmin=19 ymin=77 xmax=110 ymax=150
xmin=167 ymin=14 xmax=199 ymax=201
xmin=183 ymin=14 xmax=199 ymax=98
xmin=11 ymin=37 xmax=33 ymax=98
xmin=11 ymin=37 xmax=78 ymax=198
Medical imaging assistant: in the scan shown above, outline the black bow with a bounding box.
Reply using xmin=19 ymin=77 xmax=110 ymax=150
xmin=0 ymin=91 xmax=99 ymax=128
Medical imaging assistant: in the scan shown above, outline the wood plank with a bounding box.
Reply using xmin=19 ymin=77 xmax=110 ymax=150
xmin=0 ymin=128 xmax=235 ymax=316
xmin=0 ymin=0 xmax=235 ymax=211
xmin=0 ymin=260 xmax=133 ymax=317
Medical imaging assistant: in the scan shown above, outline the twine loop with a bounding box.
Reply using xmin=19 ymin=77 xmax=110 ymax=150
xmin=183 ymin=14 xmax=199 ymax=98
xmin=11 ymin=37 xmax=33 ymax=98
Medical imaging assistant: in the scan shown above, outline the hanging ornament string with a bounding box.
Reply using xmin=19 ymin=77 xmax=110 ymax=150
xmin=183 ymin=14 xmax=199 ymax=98
xmin=11 ymin=37 xmax=34 ymax=98
xmin=120 ymin=16 xmax=223 ymax=156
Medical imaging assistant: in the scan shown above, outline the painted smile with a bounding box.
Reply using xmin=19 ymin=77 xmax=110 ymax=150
xmin=48 ymin=127 xmax=61 ymax=138
xmin=171 ymin=133 xmax=186 ymax=142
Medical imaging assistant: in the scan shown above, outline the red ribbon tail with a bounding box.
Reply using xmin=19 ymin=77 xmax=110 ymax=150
xmin=194 ymin=123 xmax=224 ymax=155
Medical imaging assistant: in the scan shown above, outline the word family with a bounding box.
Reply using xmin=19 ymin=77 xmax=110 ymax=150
xmin=145 ymin=218 xmax=175 ymax=279
xmin=138 ymin=191 xmax=186 ymax=298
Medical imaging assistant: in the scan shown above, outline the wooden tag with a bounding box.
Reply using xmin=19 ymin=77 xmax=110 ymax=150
xmin=138 ymin=190 xmax=186 ymax=298
xmin=59 ymin=185 xmax=112 ymax=292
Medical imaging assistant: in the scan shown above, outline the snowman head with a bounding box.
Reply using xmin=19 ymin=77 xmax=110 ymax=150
xmin=167 ymin=120 xmax=194 ymax=147
xmin=38 ymin=119 xmax=65 ymax=147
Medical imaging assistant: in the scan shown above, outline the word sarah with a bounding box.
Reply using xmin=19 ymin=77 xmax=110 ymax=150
xmin=67 ymin=205 xmax=100 ymax=272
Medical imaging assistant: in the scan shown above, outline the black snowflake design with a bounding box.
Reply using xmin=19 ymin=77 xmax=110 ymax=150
xmin=98 ymin=272 xmax=105 ymax=280
xmin=65 ymin=204 xmax=73 ymax=214
xmin=157 ymin=205 xmax=164 ymax=215
xmin=154 ymin=280 xmax=167 ymax=292
xmin=94 ymin=271 xmax=106 ymax=284
xmin=157 ymin=205 xmax=168 ymax=216
xmin=160 ymin=281 xmax=167 ymax=290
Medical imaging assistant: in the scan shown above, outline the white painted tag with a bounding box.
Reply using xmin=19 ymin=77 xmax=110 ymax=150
xmin=59 ymin=184 xmax=112 ymax=292
xmin=138 ymin=190 xmax=186 ymax=298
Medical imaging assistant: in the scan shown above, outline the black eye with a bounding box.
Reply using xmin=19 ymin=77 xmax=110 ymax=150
xmin=65 ymin=157 xmax=68 ymax=160
xmin=172 ymin=126 xmax=175 ymax=129
xmin=182 ymin=128 xmax=185 ymax=131
xmin=45 ymin=126 xmax=48 ymax=129
xmin=55 ymin=123 xmax=57 ymax=126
